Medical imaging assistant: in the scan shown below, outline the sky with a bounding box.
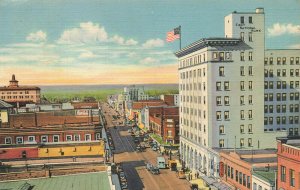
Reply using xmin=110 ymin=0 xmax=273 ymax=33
xmin=0 ymin=0 xmax=299 ymax=85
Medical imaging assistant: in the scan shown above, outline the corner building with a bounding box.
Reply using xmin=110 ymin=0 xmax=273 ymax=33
xmin=176 ymin=8 xmax=298 ymax=178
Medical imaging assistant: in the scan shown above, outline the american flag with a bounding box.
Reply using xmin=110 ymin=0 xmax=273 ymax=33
xmin=166 ymin=26 xmax=181 ymax=42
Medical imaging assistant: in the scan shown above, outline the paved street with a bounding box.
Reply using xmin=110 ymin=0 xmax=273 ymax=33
xmin=101 ymin=103 xmax=191 ymax=190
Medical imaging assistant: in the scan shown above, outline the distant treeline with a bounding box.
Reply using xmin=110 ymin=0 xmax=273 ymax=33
xmin=42 ymin=85 xmax=178 ymax=103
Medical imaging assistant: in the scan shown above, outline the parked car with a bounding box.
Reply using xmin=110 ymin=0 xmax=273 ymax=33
xmin=150 ymin=166 xmax=160 ymax=175
xmin=146 ymin=162 xmax=153 ymax=171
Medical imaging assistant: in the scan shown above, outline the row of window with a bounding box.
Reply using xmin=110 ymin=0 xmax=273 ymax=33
xmin=264 ymin=81 xmax=300 ymax=90
xmin=219 ymin=124 xmax=253 ymax=135
xmin=240 ymin=16 xmax=253 ymax=24
xmin=180 ymin=82 xmax=206 ymax=91
xmin=181 ymin=130 xmax=207 ymax=147
xmin=1 ymin=91 xmax=31 ymax=95
xmin=264 ymin=57 xmax=300 ymax=65
xmin=264 ymin=69 xmax=300 ymax=77
xmin=216 ymin=81 xmax=254 ymax=91
xmin=216 ymin=110 xmax=253 ymax=120
xmin=264 ymin=116 xmax=299 ymax=125
xmin=181 ymin=107 xmax=206 ymax=118
xmin=4 ymin=134 xmax=101 ymax=144
xmin=181 ymin=118 xmax=207 ymax=132
xmin=180 ymin=95 xmax=206 ymax=104
xmin=212 ymin=52 xmax=232 ymax=62
xmin=223 ymin=164 xmax=251 ymax=189
xmin=179 ymin=54 xmax=206 ymax=68
xmin=280 ymin=166 xmax=296 ymax=187
xmin=1 ymin=95 xmax=34 ymax=99
xmin=264 ymin=104 xmax=300 ymax=113
xmin=180 ymin=68 xmax=206 ymax=79
xmin=240 ymin=32 xmax=253 ymax=42
xmin=264 ymin=93 xmax=300 ymax=102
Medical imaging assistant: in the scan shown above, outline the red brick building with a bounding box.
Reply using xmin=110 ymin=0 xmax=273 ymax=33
xmin=0 ymin=111 xmax=101 ymax=145
xmin=277 ymin=137 xmax=300 ymax=190
xmin=149 ymin=106 xmax=179 ymax=144
xmin=219 ymin=149 xmax=277 ymax=190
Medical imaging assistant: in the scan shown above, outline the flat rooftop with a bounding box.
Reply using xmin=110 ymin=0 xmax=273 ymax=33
xmin=0 ymin=172 xmax=111 ymax=190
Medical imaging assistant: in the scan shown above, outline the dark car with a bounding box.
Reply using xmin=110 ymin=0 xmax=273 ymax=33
xmin=190 ymin=184 xmax=198 ymax=190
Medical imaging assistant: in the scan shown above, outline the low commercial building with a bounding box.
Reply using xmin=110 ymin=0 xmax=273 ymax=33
xmin=0 ymin=141 xmax=104 ymax=160
xmin=0 ymin=100 xmax=13 ymax=126
xmin=0 ymin=172 xmax=112 ymax=190
xmin=252 ymin=170 xmax=276 ymax=190
xmin=277 ymin=137 xmax=300 ymax=190
xmin=219 ymin=149 xmax=277 ymax=190
xmin=0 ymin=75 xmax=41 ymax=106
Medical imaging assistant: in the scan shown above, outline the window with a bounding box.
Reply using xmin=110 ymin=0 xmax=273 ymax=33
xmin=5 ymin=137 xmax=12 ymax=144
xmin=264 ymin=69 xmax=268 ymax=77
xmin=296 ymin=69 xmax=299 ymax=76
xmin=248 ymin=66 xmax=253 ymax=75
xmin=96 ymin=133 xmax=101 ymax=140
xmin=248 ymin=95 xmax=253 ymax=104
xmin=213 ymin=52 xmax=218 ymax=60
xmin=290 ymin=69 xmax=294 ymax=76
xmin=41 ymin=135 xmax=48 ymax=143
xmin=280 ymin=166 xmax=286 ymax=182
xmin=53 ymin=135 xmax=59 ymax=142
xmin=216 ymin=111 xmax=221 ymax=120
xmin=247 ymin=176 xmax=250 ymax=188
xmin=224 ymin=81 xmax=230 ymax=90
xmin=277 ymin=69 xmax=281 ymax=76
xmin=219 ymin=125 xmax=225 ymax=134
xmin=16 ymin=136 xmax=23 ymax=144
xmin=269 ymin=69 xmax=273 ymax=77
xmin=248 ymin=124 xmax=253 ymax=133
xmin=224 ymin=111 xmax=230 ymax=120
xmin=66 ymin=135 xmax=72 ymax=141
xmin=240 ymin=32 xmax=244 ymax=41
xmin=240 ymin=66 xmax=245 ymax=76
xmin=290 ymin=169 xmax=295 ymax=187
xmin=289 ymin=116 xmax=294 ymax=124
xmin=296 ymin=57 xmax=299 ymax=64
xmin=28 ymin=136 xmax=35 ymax=142
xmin=253 ymin=183 xmax=257 ymax=190
xmin=282 ymin=81 xmax=287 ymax=89
xmin=277 ymin=93 xmax=281 ymax=101
xmin=85 ymin=134 xmax=91 ymax=141
xmin=248 ymin=16 xmax=252 ymax=23
xmin=239 ymin=172 xmax=243 ymax=184
xmin=282 ymin=93 xmax=286 ymax=101
xmin=243 ymin=174 xmax=246 ymax=186
xmin=282 ymin=57 xmax=286 ymax=65
xmin=240 ymin=125 xmax=245 ymax=133
xmin=219 ymin=66 xmax=224 ymax=76
xmin=240 ymin=96 xmax=245 ymax=105
xmin=264 ymin=81 xmax=268 ymax=89
xmin=290 ymin=81 xmax=294 ymax=89
xmin=240 ymin=110 xmax=245 ymax=120
xmin=277 ymin=57 xmax=281 ymax=65
xmin=240 ymin=52 xmax=245 ymax=61
xmin=249 ymin=52 xmax=253 ymax=61
xmin=282 ymin=69 xmax=286 ymax=77
xmin=277 ymin=116 xmax=281 ymax=124
xmin=264 ymin=58 xmax=268 ymax=65
xmin=224 ymin=96 xmax=229 ymax=105
xmin=290 ymin=57 xmax=294 ymax=65
xmin=240 ymin=81 xmax=245 ymax=91
xmin=216 ymin=82 xmax=221 ymax=91
xmin=236 ymin=170 xmax=239 ymax=182
xmin=249 ymin=81 xmax=253 ymax=90
xmin=241 ymin=16 xmax=244 ymax=24
xmin=268 ymin=117 xmax=273 ymax=125
xmin=240 ymin=139 xmax=244 ymax=147
xmin=248 ymin=138 xmax=252 ymax=147
xmin=269 ymin=93 xmax=273 ymax=101
xmin=249 ymin=32 xmax=253 ymax=42
xmin=248 ymin=110 xmax=252 ymax=119
xmin=219 ymin=139 xmax=224 ymax=148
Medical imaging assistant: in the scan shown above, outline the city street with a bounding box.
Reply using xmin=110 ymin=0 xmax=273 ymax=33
xmin=101 ymin=103 xmax=191 ymax=190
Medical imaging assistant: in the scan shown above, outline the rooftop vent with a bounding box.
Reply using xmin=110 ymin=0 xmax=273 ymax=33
xmin=256 ymin=8 xmax=264 ymax=13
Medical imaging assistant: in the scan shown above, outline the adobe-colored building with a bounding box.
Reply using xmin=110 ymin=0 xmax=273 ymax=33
xmin=0 ymin=75 xmax=41 ymax=106
xmin=277 ymin=137 xmax=300 ymax=190
xmin=219 ymin=149 xmax=277 ymax=190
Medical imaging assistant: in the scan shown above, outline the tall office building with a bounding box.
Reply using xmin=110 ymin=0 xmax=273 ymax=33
xmin=175 ymin=8 xmax=298 ymax=178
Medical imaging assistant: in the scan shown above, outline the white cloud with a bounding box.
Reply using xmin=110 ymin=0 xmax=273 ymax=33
xmin=57 ymin=22 xmax=138 ymax=46
xmin=142 ymin=38 xmax=164 ymax=48
xmin=26 ymin=30 xmax=47 ymax=42
xmin=139 ymin=57 xmax=159 ymax=65
xmin=268 ymin=23 xmax=300 ymax=37
xmin=57 ymin=22 xmax=108 ymax=44
xmin=79 ymin=51 xmax=97 ymax=59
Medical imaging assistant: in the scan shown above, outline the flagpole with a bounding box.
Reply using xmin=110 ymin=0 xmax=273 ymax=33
xmin=179 ymin=25 xmax=181 ymax=50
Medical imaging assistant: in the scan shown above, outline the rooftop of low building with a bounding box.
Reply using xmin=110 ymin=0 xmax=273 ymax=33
xmin=0 ymin=99 xmax=13 ymax=108
xmin=0 ymin=172 xmax=111 ymax=190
